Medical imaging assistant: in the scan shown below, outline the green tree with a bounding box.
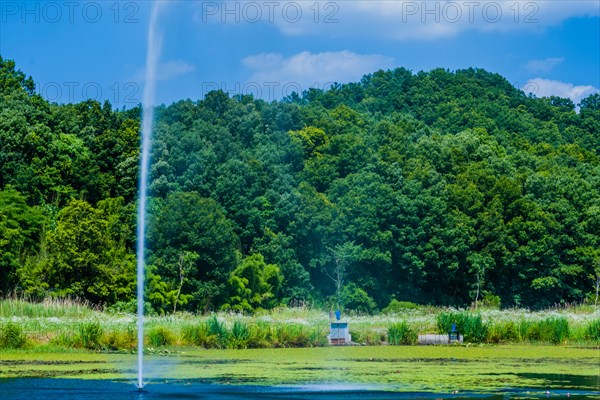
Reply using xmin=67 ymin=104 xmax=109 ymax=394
xmin=148 ymin=192 xmax=240 ymax=312
xmin=223 ymin=253 xmax=283 ymax=312
xmin=19 ymin=198 xmax=135 ymax=304
xmin=3 ymin=57 xmax=600 ymax=310
xmin=289 ymin=126 xmax=329 ymax=157
xmin=467 ymin=252 xmax=495 ymax=308
xmin=0 ymin=188 xmax=45 ymax=294
xmin=324 ymin=242 xmax=363 ymax=310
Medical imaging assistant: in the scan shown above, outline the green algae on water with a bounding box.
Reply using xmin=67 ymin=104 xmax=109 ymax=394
xmin=1 ymin=345 xmax=598 ymax=394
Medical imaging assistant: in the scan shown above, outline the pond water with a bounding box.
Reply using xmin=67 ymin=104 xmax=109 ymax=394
xmin=1 ymin=377 xmax=599 ymax=400
xmin=2 ymin=347 xmax=598 ymax=399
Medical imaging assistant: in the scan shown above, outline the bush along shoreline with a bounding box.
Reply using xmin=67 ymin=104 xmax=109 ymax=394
xmin=1 ymin=299 xmax=599 ymax=351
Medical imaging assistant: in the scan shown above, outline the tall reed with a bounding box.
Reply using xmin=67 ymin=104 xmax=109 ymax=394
xmin=388 ymin=321 xmax=417 ymax=345
xmin=436 ymin=311 xmax=488 ymax=343
xmin=78 ymin=321 xmax=103 ymax=349
xmin=0 ymin=322 xmax=28 ymax=348
xmin=148 ymin=326 xmax=176 ymax=347
xmin=538 ymin=316 xmax=570 ymax=344
xmin=584 ymin=319 xmax=600 ymax=341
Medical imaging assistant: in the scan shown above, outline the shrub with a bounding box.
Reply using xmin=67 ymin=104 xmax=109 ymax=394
xmin=480 ymin=293 xmax=501 ymax=309
xmin=0 ymin=322 xmax=28 ymax=348
xmin=387 ymin=321 xmax=417 ymax=345
xmin=436 ymin=311 xmax=487 ymax=343
xmin=341 ymin=284 xmax=378 ymax=314
xmin=382 ymin=300 xmax=420 ymax=314
xmin=148 ymin=326 xmax=176 ymax=347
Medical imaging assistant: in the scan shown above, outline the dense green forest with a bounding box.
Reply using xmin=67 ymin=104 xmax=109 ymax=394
xmin=1 ymin=56 xmax=599 ymax=313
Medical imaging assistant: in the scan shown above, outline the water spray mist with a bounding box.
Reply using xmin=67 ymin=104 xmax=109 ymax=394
xmin=137 ymin=1 xmax=164 ymax=390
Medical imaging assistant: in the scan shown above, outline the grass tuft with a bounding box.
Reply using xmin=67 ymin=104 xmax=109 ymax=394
xmin=182 ymin=323 xmax=212 ymax=347
xmin=388 ymin=321 xmax=417 ymax=345
xmin=0 ymin=322 xmax=28 ymax=348
xmin=148 ymin=326 xmax=176 ymax=347
xmin=78 ymin=321 xmax=103 ymax=350
xmin=207 ymin=316 xmax=229 ymax=348
xmin=584 ymin=319 xmax=600 ymax=341
xmin=230 ymin=320 xmax=251 ymax=349
xmin=486 ymin=320 xmax=519 ymax=343
xmin=103 ymin=325 xmax=136 ymax=351
xmin=538 ymin=316 xmax=570 ymax=344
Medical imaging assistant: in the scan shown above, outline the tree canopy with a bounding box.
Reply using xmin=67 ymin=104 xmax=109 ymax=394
xmin=1 ymin=56 xmax=599 ymax=311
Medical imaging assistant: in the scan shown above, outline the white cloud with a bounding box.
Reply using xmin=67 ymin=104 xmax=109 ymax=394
xmin=523 ymin=78 xmax=600 ymax=105
xmin=525 ymin=57 xmax=564 ymax=73
xmin=134 ymin=60 xmax=195 ymax=82
xmin=243 ymin=51 xmax=395 ymax=90
xmin=158 ymin=60 xmax=196 ymax=81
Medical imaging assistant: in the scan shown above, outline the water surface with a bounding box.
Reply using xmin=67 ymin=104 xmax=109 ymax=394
xmin=2 ymin=378 xmax=599 ymax=400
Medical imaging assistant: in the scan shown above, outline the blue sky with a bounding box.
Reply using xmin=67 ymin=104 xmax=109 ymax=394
xmin=1 ymin=0 xmax=598 ymax=108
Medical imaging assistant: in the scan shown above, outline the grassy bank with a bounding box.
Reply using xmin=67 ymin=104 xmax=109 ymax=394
xmin=1 ymin=298 xmax=599 ymax=351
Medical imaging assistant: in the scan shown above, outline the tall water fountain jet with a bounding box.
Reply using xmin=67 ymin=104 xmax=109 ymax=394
xmin=137 ymin=1 xmax=164 ymax=390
